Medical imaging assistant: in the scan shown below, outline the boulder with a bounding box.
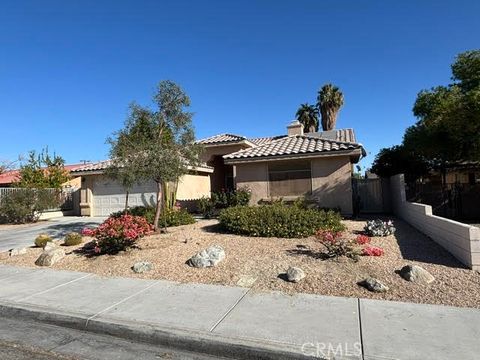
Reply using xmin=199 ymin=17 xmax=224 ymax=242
xmin=35 ymin=247 xmax=65 ymax=267
xmin=188 ymin=245 xmax=225 ymax=268
xmin=132 ymin=261 xmax=153 ymax=274
xmin=359 ymin=277 xmax=389 ymax=293
xmin=286 ymin=266 xmax=305 ymax=283
xmin=9 ymin=247 xmax=27 ymax=257
xmin=400 ymin=265 xmax=435 ymax=284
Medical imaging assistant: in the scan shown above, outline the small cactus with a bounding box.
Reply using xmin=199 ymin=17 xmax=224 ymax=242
xmin=64 ymin=232 xmax=83 ymax=246
xmin=35 ymin=233 xmax=52 ymax=248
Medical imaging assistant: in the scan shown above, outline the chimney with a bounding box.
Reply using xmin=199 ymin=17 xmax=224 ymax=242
xmin=287 ymin=120 xmax=304 ymax=136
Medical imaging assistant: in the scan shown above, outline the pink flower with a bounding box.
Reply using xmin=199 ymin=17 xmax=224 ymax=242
xmin=362 ymin=246 xmax=384 ymax=256
xmin=356 ymin=235 xmax=371 ymax=245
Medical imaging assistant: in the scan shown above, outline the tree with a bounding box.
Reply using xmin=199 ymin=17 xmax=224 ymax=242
xmin=295 ymin=103 xmax=319 ymax=132
xmin=317 ymin=83 xmax=344 ymax=131
xmin=404 ymin=50 xmax=480 ymax=183
xmin=108 ymin=80 xmax=202 ymax=231
xmin=0 ymin=159 xmax=16 ymax=175
xmin=15 ymin=148 xmax=70 ymax=189
xmin=370 ymin=145 xmax=430 ymax=183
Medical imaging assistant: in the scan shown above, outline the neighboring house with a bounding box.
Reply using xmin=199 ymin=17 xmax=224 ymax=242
xmin=199 ymin=120 xmax=365 ymax=215
xmin=0 ymin=164 xmax=85 ymax=188
xmin=71 ymin=160 xmax=213 ymax=216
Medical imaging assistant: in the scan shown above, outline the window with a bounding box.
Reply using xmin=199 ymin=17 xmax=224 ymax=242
xmin=268 ymin=160 xmax=312 ymax=197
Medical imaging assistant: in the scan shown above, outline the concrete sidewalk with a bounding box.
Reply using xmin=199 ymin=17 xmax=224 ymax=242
xmin=0 ymin=265 xmax=479 ymax=360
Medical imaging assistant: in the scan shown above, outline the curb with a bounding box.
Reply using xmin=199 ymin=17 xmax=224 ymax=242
xmin=0 ymin=301 xmax=321 ymax=360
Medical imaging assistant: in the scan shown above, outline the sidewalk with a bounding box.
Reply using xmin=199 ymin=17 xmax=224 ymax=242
xmin=0 ymin=265 xmax=479 ymax=360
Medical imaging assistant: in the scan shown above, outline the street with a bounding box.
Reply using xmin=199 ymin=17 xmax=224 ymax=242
xmin=0 ymin=316 xmax=225 ymax=360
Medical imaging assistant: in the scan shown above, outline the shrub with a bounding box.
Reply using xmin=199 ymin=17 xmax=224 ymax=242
xmin=158 ymin=208 xmax=196 ymax=227
xmin=364 ymin=219 xmax=396 ymax=237
xmin=111 ymin=206 xmax=195 ymax=227
xmin=356 ymin=235 xmax=371 ymax=245
xmin=0 ymin=189 xmax=59 ymax=224
xmin=218 ymin=204 xmax=345 ymax=238
xmin=82 ymin=214 xmax=153 ymax=254
xmin=362 ymin=246 xmax=384 ymax=256
xmin=64 ymin=232 xmax=83 ymax=246
xmin=35 ymin=233 xmax=52 ymax=248
xmin=198 ymin=188 xmax=251 ymax=218
xmin=316 ymin=230 xmax=360 ymax=260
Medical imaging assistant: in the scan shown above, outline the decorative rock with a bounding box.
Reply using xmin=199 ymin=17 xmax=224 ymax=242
xmin=9 ymin=247 xmax=27 ymax=257
xmin=359 ymin=277 xmax=389 ymax=293
xmin=132 ymin=261 xmax=153 ymax=274
xmin=188 ymin=245 xmax=225 ymax=268
xmin=35 ymin=247 xmax=65 ymax=267
xmin=286 ymin=266 xmax=305 ymax=283
xmin=400 ymin=265 xmax=435 ymax=284
xmin=44 ymin=242 xmax=58 ymax=251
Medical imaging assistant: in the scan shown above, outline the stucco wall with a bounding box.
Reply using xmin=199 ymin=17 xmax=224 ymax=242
xmin=200 ymin=144 xmax=250 ymax=163
xmin=390 ymin=174 xmax=480 ymax=270
xmin=234 ymin=162 xmax=269 ymax=205
xmin=234 ymin=156 xmax=354 ymax=214
xmin=176 ymin=173 xmax=211 ymax=200
xmin=310 ymin=156 xmax=353 ymax=215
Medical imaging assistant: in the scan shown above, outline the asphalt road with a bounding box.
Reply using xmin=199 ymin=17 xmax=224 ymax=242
xmin=0 ymin=316 xmax=225 ymax=360
xmin=0 ymin=217 xmax=105 ymax=252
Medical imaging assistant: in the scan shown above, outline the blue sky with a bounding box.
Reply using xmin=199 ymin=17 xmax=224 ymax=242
xmin=1 ymin=0 xmax=479 ymax=171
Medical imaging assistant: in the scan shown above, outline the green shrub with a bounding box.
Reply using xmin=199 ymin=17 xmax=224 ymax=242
xmin=111 ymin=206 xmax=195 ymax=227
xmin=64 ymin=232 xmax=83 ymax=246
xmin=218 ymin=204 xmax=345 ymax=238
xmin=198 ymin=188 xmax=251 ymax=218
xmin=35 ymin=233 xmax=52 ymax=247
xmin=159 ymin=208 xmax=196 ymax=227
xmin=0 ymin=189 xmax=59 ymax=224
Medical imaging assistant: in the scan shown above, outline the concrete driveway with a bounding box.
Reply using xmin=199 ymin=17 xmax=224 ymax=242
xmin=0 ymin=217 xmax=105 ymax=253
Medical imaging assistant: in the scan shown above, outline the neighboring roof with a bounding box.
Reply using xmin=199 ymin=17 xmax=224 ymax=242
xmin=71 ymin=159 xmax=213 ymax=175
xmin=0 ymin=164 xmax=86 ymax=185
xmin=223 ymin=135 xmax=364 ymax=162
xmin=197 ymin=133 xmax=247 ymax=145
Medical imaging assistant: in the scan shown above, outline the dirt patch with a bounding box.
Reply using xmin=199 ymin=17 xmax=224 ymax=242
xmin=1 ymin=218 xmax=479 ymax=308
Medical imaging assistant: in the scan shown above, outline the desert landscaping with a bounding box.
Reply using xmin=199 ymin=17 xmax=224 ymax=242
xmin=2 ymin=216 xmax=479 ymax=309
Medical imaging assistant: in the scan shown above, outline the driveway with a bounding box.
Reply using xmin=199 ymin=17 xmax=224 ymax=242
xmin=0 ymin=217 xmax=105 ymax=253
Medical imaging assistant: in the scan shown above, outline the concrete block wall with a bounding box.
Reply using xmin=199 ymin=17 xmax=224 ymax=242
xmin=390 ymin=174 xmax=480 ymax=270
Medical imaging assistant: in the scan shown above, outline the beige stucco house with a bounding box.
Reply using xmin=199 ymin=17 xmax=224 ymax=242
xmin=71 ymin=160 xmax=213 ymax=216
xmin=199 ymin=121 xmax=365 ymax=215
xmin=72 ymin=121 xmax=364 ymax=217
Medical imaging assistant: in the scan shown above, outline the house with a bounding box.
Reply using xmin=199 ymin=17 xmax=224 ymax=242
xmin=0 ymin=164 xmax=86 ymax=189
xmin=72 ymin=120 xmax=364 ymax=217
xmin=71 ymin=160 xmax=213 ymax=216
xmin=199 ymin=120 xmax=365 ymax=215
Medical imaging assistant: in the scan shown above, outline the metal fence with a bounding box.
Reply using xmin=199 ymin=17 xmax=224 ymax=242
xmin=0 ymin=187 xmax=74 ymax=211
xmin=406 ymin=182 xmax=480 ymax=221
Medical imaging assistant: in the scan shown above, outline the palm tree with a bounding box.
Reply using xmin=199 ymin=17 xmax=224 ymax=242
xmin=317 ymin=84 xmax=344 ymax=131
xmin=295 ymin=103 xmax=319 ymax=133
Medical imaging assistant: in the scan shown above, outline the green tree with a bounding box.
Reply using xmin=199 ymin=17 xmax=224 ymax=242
xmin=370 ymin=145 xmax=430 ymax=183
xmin=16 ymin=149 xmax=70 ymax=189
xmin=295 ymin=103 xmax=319 ymax=132
xmin=107 ymin=80 xmax=202 ymax=231
xmin=317 ymin=83 xmax=344 ymax=131
xmin=404 ymin=49 xmax=480 ymax=183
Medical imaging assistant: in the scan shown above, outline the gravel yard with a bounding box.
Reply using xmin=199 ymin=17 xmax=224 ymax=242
xmin=1 ymin=217 xmax=480 ymax=308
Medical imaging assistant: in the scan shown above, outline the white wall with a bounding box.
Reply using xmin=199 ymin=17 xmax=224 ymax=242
xmin=390 ymin=174 xmax=480 ymax=270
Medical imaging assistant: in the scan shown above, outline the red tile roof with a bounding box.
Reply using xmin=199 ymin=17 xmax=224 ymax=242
xmin=0 ymin=164 xmax=86 ymax=185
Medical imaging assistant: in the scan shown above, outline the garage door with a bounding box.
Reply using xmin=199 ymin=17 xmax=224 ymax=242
xmin=92 ymin=179 xmax=157 ymax=217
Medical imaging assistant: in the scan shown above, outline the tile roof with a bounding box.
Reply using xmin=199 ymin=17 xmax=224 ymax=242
xmin=197 ymin=133 xmax=247 ymax=145
xmin=0 ymin=164 xmax=87 ymax=185
xmin=248 ymin=135 xmax=287 ymax=146
xmin=70 ymin=160 xmax=114 ymax=173
xmin=305 ymin=128 xmax=356 ymax=143
xmin=223 ymin=135 xmax=363 ymax=161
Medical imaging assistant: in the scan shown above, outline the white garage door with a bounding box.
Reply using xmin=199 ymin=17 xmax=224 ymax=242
xmin=92 ymin=179 xmax=157 ymax=217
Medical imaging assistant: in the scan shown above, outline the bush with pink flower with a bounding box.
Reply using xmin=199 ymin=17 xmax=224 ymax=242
xmin=362 ymin=246 xmax=384 ymax=256
xmin=316 ymin=230 xmax=360 ymax=260
xmin=356 ymin=234 xmax=371 ymax=245
xmin=81 ymin=214 xmax=153 ymax=254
